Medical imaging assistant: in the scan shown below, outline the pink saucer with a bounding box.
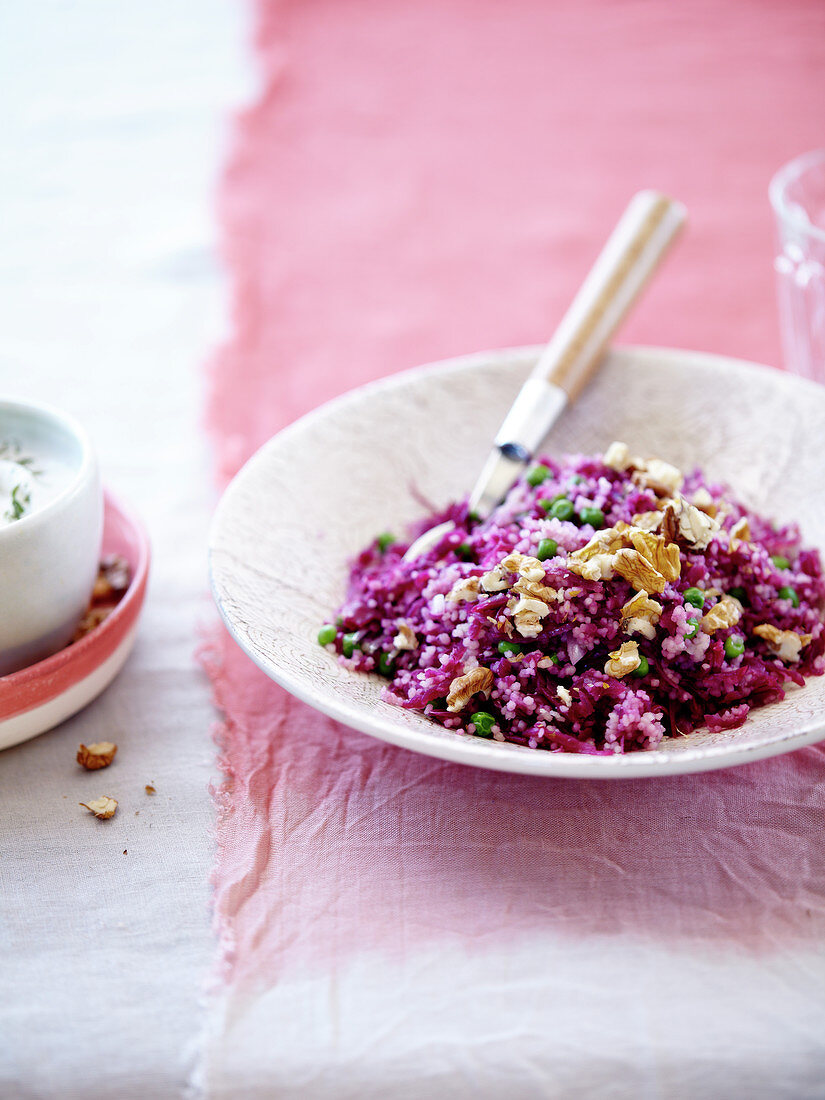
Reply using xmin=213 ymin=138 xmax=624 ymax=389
xmin=0 ymin=490 xmax=150 ymax=750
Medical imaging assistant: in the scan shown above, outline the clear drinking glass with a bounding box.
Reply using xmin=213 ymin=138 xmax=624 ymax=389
xmin=770 ymin=150 xmax=825 ymax=383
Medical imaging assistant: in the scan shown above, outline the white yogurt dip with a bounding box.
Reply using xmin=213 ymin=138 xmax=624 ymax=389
xmin=0 ymin=442 xmax=75 ymax=528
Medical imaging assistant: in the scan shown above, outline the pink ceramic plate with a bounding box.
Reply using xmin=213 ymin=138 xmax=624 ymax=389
xmin=0 ymin=490 xmax=150 ymax=751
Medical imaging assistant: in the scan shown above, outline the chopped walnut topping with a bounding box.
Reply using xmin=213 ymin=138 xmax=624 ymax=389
xmin=512 ymin=611 xmax=545 ymax=638
xmin=661 ymin=496 xmax=719 ymax=551
xmin=80 ymin=796 xmax=118 ymax=820
xmin=447 ymin=576 xmax=481 ymax=604
xmin=701 ymin=594 xmax=743 ymax=634
xmin=77 ymin=742 xmax=117 ymax=771
xmin=729 ymin=517 xmax=751 ymax=547
xmin=620 ymin=590 xmax=663 ymax=641
xmin=511 ymin=592 xmax=552 ymax=638
xmin=499 ymin=552 xmax=545 ymax=583
xmin=393 ymin=621 xmax=418 ymax=650
xmin=628 ymin=529 xmax=681 ymax=583
xmin=690 ymin=487 xmax=718 ymax=518
xmin=73 ymin=606 xmax=112 ymax=642
xmin=613 ymin=548 xmax=667 ymax=594
xmin=753 ymin=623 xmax=813 ymax=663
xmin=480 ymin=565 xmax=509 ymax=593
xmin=566 ymin=552 xmax=616 ymax=581
xmin=512 ymin=577 xmax=558 ymax=604
xmin=93 ymin=554 xmax=131 ymax=600
xmin=569 ymin=523 xmax=630 ymax=564
xmin=604 ymin=640 xmax=642 ymax=678
xmin=537 ymin=655 xmax=558 ymax=669
xmin=446 ymin=667 xmax=494 ymax=712
xmin=603 ymin=441 xmax=633 ymax=471
xmin=632 ymin=510 xmax=664 ymax=532
xmin=632 ymin=458 xmax=684 ymax=498
xmin=557 ymin=685 xmax=572 ymax=707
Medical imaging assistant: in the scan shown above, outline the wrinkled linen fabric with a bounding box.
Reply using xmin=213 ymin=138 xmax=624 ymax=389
xmin=203 ymin=1 xmax=825 ymax=1096
xmin=0 ymin=2 xmax=248 ymax=1096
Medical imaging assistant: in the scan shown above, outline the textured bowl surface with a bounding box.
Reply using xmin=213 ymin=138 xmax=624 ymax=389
xmin=209 ymin=346 xmax=825 ymax=778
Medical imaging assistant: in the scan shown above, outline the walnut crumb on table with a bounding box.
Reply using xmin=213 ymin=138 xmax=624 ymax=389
xmin=79 ymin=796 xmax=118 ymax=820
xmin=145 ymin=785 xmax=156 ymax=795
xmin=76 ymin=742 xmax=117 ymax=770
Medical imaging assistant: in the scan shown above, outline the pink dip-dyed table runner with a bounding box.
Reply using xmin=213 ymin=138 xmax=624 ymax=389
xmin=203 ymin=2 xmax=825 ymax=1094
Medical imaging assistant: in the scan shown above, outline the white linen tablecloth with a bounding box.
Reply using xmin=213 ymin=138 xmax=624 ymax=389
xmin=0 ymin=3 xmax=246 ymax=1094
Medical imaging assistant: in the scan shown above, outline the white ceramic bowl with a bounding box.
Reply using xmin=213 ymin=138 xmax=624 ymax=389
xmin=0 ymin=399 xmax=102 ymax=676
xmin=209 ymin=346 xmax=825 ymax=778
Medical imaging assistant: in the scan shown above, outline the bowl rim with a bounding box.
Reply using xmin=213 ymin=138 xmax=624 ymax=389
xmin=0 ymin=396 xmax=98 ymax=542
xmin=209 ymin=343 xmax=825 ymax=779
xmin=0 ymin=487 xmax=151 ymax=719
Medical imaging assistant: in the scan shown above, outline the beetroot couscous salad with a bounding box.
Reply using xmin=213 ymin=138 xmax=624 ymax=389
xmin=319 ymin=442 xmax=825 ymax=754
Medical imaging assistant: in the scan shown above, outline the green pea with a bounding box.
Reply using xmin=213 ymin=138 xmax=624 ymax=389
xmin=684 ymin=587 xmax=706 ymax=609
xmin=470 ymin=711 xmax=496 ymax=738
xmin=771 ymin=554 xmax=791 ymax=571
xmin=377 ymin=651 xmax=396 ymax=677
xmin=468 ymin=510 xmax=481 ymax=523
xmin=778 ymin=585 xmax=800 ymax=608
xmin=317 ymin=624 xmax=337 ymax=647
xmin=578 ymin=505 xmax=604 ymax=530
xmin=685 ymin=617 xmax=700 ymax=639
xmin=729 ymin=586 xmax=747 ymax=604
xmin=632 ymin=655 xmax=649 ymax=678
xmin=497 ymin=640 xmax=524 ymax=657
xmin=526 ymin=464 xmax=550 ymax=487
xmin=536 ymin=537 xmax=558 ymax=561
xmin=342 ymin=632 xmax=360 ymax=658
xmin=549 ymin=498 xmax=575 ymax=522
xmin=724 ymin=635 xmax=745 ymax=660
xmin=456 ymin=542 xmax=474 ymax=561
xmin=377 ymin=532 xmax=396 ymax=553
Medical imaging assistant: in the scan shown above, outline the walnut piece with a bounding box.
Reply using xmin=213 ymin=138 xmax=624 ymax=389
xmin=77 ymin=742 xmax=117 ymax=770
xmin=632 ymin=458 xmax=684 ymax=499
xmin=566 ymin=552 xmax=616 ymax=581
xmin=447 ymin=576 xmax=481 ymax=604
xmin=480 ymin=565 xmax=509 ymax=593
xmin=569 ymin=523 xmax=630 ymax=564
xmin=604 ymin=640 xmax=642 ymax=678
xmin=500 ymin=552 xmax=546 ymax=583
xmin=701 ymin=594 xmax=743 ymax=634
xmin=729 ymin=517 xmax=751 ymax=547
xmin=613 ymin=548 xmax=667 ymax=594
xmin=511 ymin=592 xmax=551 ymax=638
xmin=446 ymin=667 xmax=494 ymax=712
xmin=80 ymin=796 xmax=118 ymax=820
xmin=661 ymin=496 xmax=719 ymax=551
xmin=628 ymin=529 xmax=681 ymax=583
xmin=690 ymin=487 xmax=718 ymax=518
xmin=620 ymin=590 xmax=663 ymax=641
xmin=512 ymin=577 xmax=558 ymax=604
xmin=753 ymin=623 xmax=813 ymax=663
xmin=603 ymin=441 xmax=633 ymax=471
xmin=632 ymin=510 xmax=664 ymax=533
xmin=145 ymin=785 xmax=156 ymax=795
xmin=393 ymin=621 xmax=418 ymax=650
xmin=72 ymin=606 xmax=112 ymax=642
xmin=92 ymin=554 xmax=131 ymax=601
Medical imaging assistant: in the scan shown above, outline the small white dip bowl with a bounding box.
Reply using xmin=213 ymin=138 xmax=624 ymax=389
xmin=0 ymin=399 xmax=102 ymax=676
